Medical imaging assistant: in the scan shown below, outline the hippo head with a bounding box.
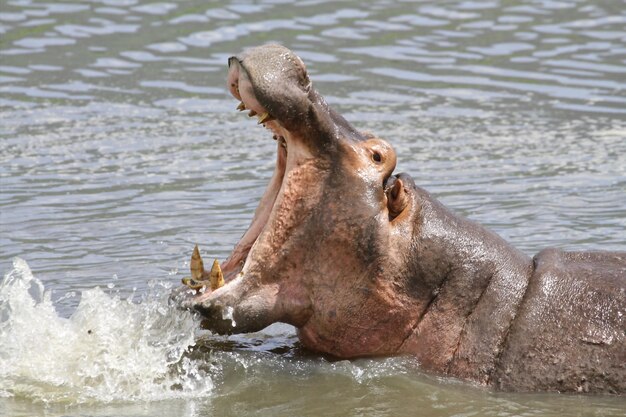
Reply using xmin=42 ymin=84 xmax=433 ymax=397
xmin=182 ymin=45 xmax=432 ymax=358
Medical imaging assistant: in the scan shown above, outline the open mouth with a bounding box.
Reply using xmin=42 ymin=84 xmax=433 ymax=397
xmin=178 ymin=44 xmax=328 ymax=300
xmin=216 ymin=48 xmax=313 ymax=284
xmin=178 ymin=45 xmax=403 ymax=336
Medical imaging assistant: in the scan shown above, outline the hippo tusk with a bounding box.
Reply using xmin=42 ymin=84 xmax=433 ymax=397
xmin=237 ymin=102 xmax=246 ymax=111
xmin=248 ymin=110 xmax=257 ymax=117
xmin=190 ymin=244 xmax=204 ymax=281
xmin=181 ymin=246 xmax=225 ymax=291
xmin=257 ymin=112 xmax=274 ymax=124
xmin=209 ymin=259 xmax=225 ymax=290
xmin=182 ymin=245 xmax=208 ymax=291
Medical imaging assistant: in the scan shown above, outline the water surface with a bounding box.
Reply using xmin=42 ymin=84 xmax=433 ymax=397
xmin=1 ymin=0 xmax=625 ymax=416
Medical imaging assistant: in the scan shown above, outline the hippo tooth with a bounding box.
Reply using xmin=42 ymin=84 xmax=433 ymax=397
xmin=209 ymin=259 xmax=225 ymax=290
xmin=181 ymin=276 xmax=204 ymax=291
xmin=190 ymin=244 xmax=205 ymax=281
xmin=257 ymin=112 xmax=274 ymax=124
xmin=237 ymin=102 xmax=246 ymax=111
xmin=248 ymin=110 xmax=257 ymax=117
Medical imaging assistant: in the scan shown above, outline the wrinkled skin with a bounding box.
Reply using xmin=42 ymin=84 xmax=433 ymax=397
xmin=177 ymin=44 xmax=626 ymax=394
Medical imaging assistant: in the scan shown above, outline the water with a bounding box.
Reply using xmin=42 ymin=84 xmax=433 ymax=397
xmin=1 ymin=0 xmax=625 ymax=415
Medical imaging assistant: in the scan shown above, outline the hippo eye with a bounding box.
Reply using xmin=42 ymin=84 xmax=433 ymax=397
xmin=372 ymin=152 xmax=382 ymax=163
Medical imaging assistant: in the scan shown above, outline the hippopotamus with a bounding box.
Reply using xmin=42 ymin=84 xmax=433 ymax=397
xmin=177 ymin=44 xmax=626 ymax=394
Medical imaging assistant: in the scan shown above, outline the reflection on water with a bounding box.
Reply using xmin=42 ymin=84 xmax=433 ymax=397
xmin=1 ymin=0 xmax=625 ymax=416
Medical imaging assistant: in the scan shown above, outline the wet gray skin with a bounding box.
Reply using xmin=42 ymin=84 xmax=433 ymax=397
xmin=177 ymin=44 xmax=626 ymax=394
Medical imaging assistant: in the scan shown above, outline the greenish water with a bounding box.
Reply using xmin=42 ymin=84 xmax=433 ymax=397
xmin=1 ymin=0 xmax=625 ymax=415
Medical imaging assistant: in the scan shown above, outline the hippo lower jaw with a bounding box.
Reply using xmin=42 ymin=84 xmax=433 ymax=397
xmin=179 ymin=132 xmax=315 ymax=333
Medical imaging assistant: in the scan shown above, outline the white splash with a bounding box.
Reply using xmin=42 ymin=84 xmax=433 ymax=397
xmin=222 ymin=306 xmax=237 ymax=327
xmin=0 ymin=258 xmax=213 ymax=404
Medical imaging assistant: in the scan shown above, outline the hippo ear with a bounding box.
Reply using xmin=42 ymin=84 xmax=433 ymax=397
xmin=388 ymin=178 xmax=409 ymax=220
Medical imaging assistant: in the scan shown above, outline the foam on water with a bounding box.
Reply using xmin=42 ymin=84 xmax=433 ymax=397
xmin=0 ymin=258 xmax=213 ymax=405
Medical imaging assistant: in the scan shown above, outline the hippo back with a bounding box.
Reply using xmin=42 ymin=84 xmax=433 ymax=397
xmin=493 ymin=249 xmax=626 ymax=393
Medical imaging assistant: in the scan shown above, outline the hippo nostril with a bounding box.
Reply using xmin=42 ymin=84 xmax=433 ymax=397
xmin=372 ymin=152 xmax=382 ymax=163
